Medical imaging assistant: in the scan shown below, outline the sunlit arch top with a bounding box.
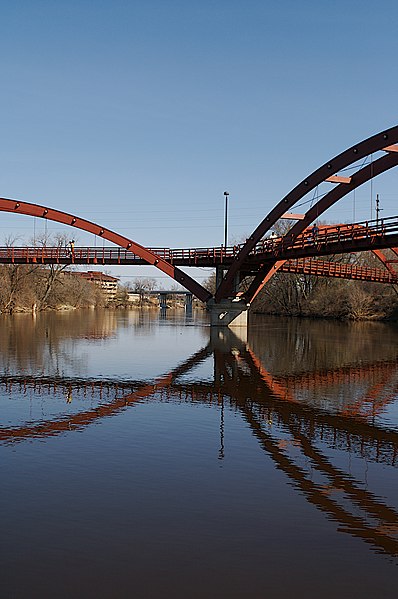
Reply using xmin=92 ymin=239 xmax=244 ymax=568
xmin=243 ymin=150 xmax=398 ymax=302
xmin=215 ymin=125 xmax=398 ymax=302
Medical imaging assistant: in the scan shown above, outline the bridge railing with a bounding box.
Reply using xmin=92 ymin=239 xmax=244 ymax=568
xmin=251 ymin=216 xmax=398 ymax=257
xmin=167 ymin=217 xmax=398 ymax=261
xmin=0 ymin=216 xmax=397 ymax=265
xmin=0 ymin=246 xmax=175 ymax=263
xmin=282 ymin=258 xmax=398 ymax=283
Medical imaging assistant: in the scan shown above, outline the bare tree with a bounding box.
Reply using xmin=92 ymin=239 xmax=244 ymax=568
xmin=132 ymin=277 xmax=157 ymax=306
xmin=33 ymin=234 xmax=70 ymax=309
xmin=0 ymin=236 xmax=39 ymax=313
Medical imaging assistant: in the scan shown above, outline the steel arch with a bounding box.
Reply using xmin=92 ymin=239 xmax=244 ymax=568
xmin=243 ymin=150 xmax=398 ymax=302
xmin=0 ymin=197 xmax=212 ymax=302
xmin=372 ymin=248 xmax=398 ymax=276
xmin=215 ymin=125 xmax=398 ymax=302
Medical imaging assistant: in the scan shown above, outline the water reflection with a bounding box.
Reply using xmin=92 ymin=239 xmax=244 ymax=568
xmin=212 ymin=329 xmax=398 ymax=557
xmin=1 ymin=313 xmax=398 ymax=562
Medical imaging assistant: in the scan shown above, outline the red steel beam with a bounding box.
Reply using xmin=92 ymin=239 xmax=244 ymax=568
xmin=325 ymin=175 xmax=352 ymax=184
xmin=383 ymin=144 xmax=398 ymax=153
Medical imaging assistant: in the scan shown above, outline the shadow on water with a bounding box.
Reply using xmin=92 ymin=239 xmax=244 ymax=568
xmin=1 ymin=312 xmax=398 ymax=560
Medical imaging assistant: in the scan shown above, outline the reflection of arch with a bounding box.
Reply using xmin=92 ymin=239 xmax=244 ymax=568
xmin=214 ymin=342 xmax=398 ymax=557
xmin=216 ymin=126 xmax=398 ymax=302
xmin=214 ymin=345 xmax=398 ymax=465
xmin=242 ymin=151 xmax=398 ymax=302
xmin=2 ymin=336 xmax=398 ymax=556
xmin=2 ymin=343 xmax=397 ymax=454
xmin=0 ymin=345 xmax=212 ymax=443
xmin=0 ymin=197 xmax=211 ymax=302
xmin=245 ymin=347 xmax=398 ymax=422
xmin=243 ymin=407 xmax=398 ymax=556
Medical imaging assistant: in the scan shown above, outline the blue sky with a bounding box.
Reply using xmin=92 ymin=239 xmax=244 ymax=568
xmin=0 ymin=0 xmax=397 ymax=285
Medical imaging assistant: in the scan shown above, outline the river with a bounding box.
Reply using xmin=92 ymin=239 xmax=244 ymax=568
xmin=1 ymin=309 xmax=397 ymax=598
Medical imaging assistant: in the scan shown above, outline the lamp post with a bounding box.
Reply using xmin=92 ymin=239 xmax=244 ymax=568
xmin=223 ymin=191 xmax=229 ymax=249
xmin=375 ymin=194 xmax=382 ymax=229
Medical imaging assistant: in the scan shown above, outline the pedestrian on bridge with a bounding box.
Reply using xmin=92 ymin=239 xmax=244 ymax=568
xmin=311 ymin=223 xmax=319 ymax=243
xmin=268 ymin=230 xmax=278 ymax=249
xmin=69 ymin=239 xmax=75 ymax=259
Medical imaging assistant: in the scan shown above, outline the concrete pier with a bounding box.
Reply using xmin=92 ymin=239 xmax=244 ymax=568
xmin=207 ymin=298 xmax=249 ymax=328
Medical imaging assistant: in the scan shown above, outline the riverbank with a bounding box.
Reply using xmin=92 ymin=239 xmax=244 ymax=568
xmin=2 ymin=261 xmax=397 ymax=322
xmin=251 ymin=276 xmax=398 ymax=322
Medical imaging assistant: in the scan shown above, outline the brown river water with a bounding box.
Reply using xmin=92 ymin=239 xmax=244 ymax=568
xmin=1 ymin=309 xmax=397 ymax=598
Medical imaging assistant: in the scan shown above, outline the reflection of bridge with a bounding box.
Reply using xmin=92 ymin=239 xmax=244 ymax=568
xmin=1 ymin=126 xmax=398 ymax=324
xmin=1 ymin=333 xmax=398 ymax=557
xmin=1 ymin=336 xmax=397 ymax=452
xmin=213 ymin=337 xmax=398 ymax=557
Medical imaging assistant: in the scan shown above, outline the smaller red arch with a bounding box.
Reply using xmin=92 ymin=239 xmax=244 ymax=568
xmin=0 ymin=197 xmax=212 ymax=302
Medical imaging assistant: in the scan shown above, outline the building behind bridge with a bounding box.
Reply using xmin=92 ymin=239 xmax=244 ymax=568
xmin=74 ymin=271 xmax=119 ymax=301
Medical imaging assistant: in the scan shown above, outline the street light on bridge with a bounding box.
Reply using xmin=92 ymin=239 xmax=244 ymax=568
xmin=224 ymin=191 xmax=229 ymax=248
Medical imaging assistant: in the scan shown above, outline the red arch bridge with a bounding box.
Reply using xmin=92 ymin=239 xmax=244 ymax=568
xmin=1 ymin=125 xmax=398 ymax=326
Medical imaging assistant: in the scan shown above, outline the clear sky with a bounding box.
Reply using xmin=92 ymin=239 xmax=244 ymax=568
xmin=0 ymin=0 xmax=397 ymax=286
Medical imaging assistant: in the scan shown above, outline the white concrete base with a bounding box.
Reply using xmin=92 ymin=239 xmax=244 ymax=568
xmin=207 ymin=299 xmax=249 ymax=328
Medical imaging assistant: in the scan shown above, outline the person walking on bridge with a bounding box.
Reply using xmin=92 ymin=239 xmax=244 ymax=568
xmin=311 ymin=223 xmax=319 ymax=243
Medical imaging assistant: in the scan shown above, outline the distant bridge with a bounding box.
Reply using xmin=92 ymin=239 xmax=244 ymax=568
xmin=148 ymin=290 xmax=193 ymax=308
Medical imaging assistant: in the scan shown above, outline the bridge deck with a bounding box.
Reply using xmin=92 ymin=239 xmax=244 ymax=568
xmin=0 ymin=217 xmax=398 ymax=267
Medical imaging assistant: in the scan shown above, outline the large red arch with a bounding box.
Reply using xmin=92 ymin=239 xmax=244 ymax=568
xmin=241 ymin=148 xmax=398 ymax=302
xmin=279 ymin=152 xmax=398 ymax=251
xmin=215 ymin=125 xmax=398 ymax=302
xmin=0 ymin=197 xmax=212 ymax=302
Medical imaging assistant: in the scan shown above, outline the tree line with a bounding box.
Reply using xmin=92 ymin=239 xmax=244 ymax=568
xmin=2 ymin=229 xmax=397 ymax=319
xmin=0 ymin=264 xmax=104 ymax=313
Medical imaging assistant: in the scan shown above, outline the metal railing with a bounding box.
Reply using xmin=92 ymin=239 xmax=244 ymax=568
xmin=0 ymin=216 xmax=397 ymax=265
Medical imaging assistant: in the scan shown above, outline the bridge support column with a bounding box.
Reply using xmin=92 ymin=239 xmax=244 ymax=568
xmin=207 ymin=298 xmax=249 ymax=328
xmin=185 ymin=293 xmax=193 ymax=316
xmin=159 ymin=293 xmax=168 ymax=309
xmin=216 ymin=266 xmax=240 ymax=294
